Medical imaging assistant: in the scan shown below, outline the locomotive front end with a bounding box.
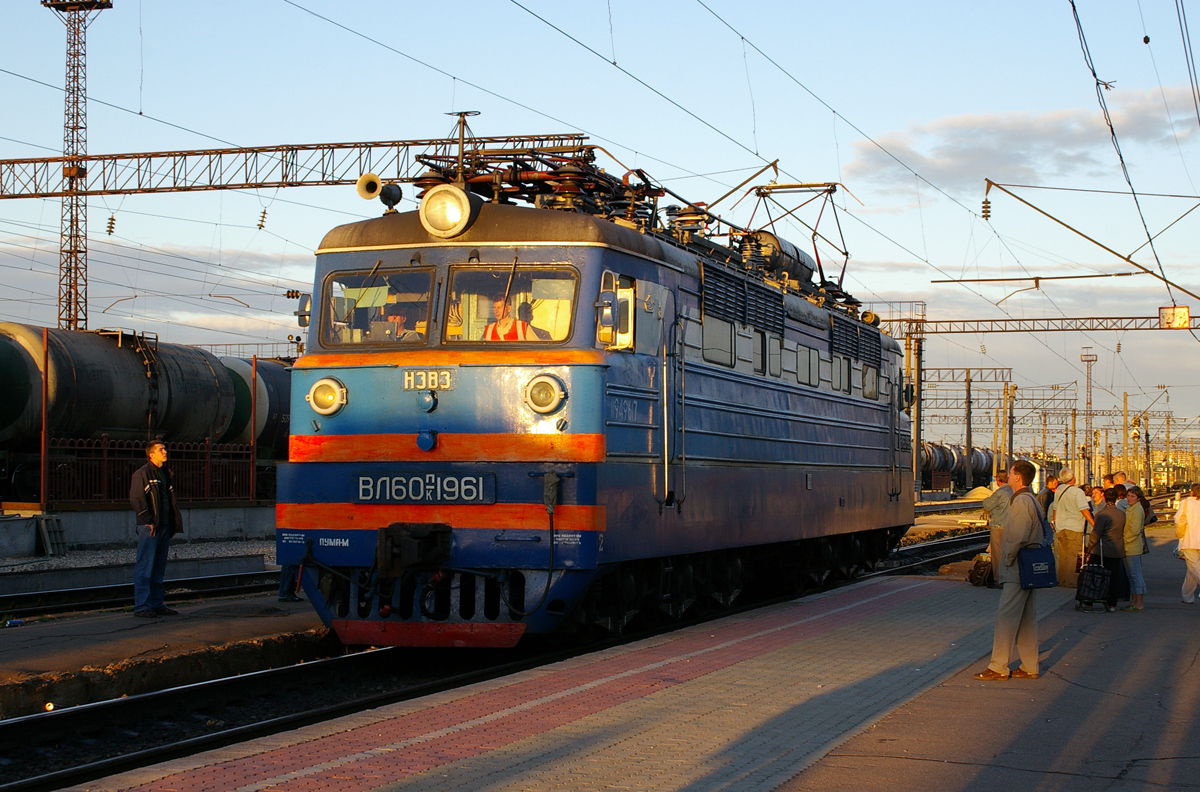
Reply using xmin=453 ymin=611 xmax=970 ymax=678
xmin=276 ymin=197 xmax=608 ymax=648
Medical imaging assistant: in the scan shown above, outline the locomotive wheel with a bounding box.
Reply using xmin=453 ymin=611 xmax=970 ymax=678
xmin=807 ymin=540 xmax=833 ymax=586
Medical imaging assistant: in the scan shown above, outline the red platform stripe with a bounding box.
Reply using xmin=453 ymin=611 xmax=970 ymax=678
xmin=289 ymin=432 xmax=606 ymax=463
xmin=276 ymin=502 xmax=606 ymax=532
xmin=295 ymin=349 xmax=606 ymax=368
xmin=123 ymin=580 xmax=949 ymax=792
xmin=333 ymin=620 xmax=526 ymax=648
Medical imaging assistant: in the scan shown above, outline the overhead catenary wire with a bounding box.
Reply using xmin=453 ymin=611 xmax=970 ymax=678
xmin=1070 ymin=2 xmax=1189 ymax=322
xmin=277 ymin=0 xmax=739 ymax=190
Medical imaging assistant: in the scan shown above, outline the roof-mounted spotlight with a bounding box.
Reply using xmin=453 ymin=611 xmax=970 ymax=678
xmin=356 ymin=172 xmax=403 ymax=214
xmin=419 ymin=183 xmax=483 ymax=239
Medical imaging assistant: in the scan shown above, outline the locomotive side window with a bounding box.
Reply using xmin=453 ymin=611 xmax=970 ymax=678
xmin=323 ymin=268 xmax=433 ymax=346
xmin=702 ymin=316 xmax=733 ymax=366
xmin=443 ymin=266 xmax=576 ymax=343
xmin=863 ymin=365 xmax=879 ymax=400
xmin=831 ymin=354 xmax=852 ymax=393
xmin=768 ymin=336 xmax=782 ymax=377
xmin=795 ymin=347 xmax=810 ymax=385
xmin=797 ymin=346 xmax=820 ymax=386
xmin=752 ymin=330 xmax=766 ymax=374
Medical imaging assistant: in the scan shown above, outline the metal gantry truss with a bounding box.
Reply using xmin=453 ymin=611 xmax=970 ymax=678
xmin=0 ymin=135 xmax=590 ymax=200
xmin=882 ymin=315 xmax=1200 ymax=335
xmin=0 ymin=132 xmax=592 ymax=329
xmin=920 ymin=388 xmax=1077 ymax=411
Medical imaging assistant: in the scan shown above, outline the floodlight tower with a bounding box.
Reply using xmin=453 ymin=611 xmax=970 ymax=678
xmin=1081 ymin=346 xmax=1098 ymax=482
xmin=43 ymin=0 xmax=111 ymax=331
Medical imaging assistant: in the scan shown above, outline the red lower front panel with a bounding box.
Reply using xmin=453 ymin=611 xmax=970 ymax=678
xmin=332 ymin=619 xmax=528 ymax=648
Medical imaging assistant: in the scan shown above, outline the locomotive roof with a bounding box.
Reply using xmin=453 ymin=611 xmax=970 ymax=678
xmin=316 ymin=202 xmax=899 ymax=353
xmin=316 ymin=202 xmax=689 ymax=268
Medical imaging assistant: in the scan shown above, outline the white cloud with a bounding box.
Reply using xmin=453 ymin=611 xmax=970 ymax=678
xmin=846 ymin=86 xmax=1198 ymax=195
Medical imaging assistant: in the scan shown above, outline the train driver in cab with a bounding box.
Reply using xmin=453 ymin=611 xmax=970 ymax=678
xmin=483 ymin=292 xmax=532 ymax=341
xmin=384 ymin=304 xmax=422 ymax=342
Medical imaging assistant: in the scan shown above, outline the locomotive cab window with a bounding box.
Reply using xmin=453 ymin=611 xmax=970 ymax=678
xmin=443 ymin=265 xmax=576 ymax=343
xmin=323 ymin=267 xmax=433 ymax=346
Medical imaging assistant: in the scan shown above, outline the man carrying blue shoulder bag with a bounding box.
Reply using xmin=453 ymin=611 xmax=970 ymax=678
xmin=974 ymin=459 xmax=1050 ymax=681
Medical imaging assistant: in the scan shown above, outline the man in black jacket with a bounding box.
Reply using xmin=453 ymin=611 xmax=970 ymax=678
xmin=129 ymin=441 xmax=183 ymax=617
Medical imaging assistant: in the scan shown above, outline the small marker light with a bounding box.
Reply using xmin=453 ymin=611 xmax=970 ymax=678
xmin=44 ymin=702 xmax=54 ymax=712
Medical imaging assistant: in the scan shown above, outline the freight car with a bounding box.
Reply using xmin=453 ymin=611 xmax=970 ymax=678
xmin=276 ymin=139 xmax=914 ymax=648
xmin=0 ymin=323 xmax=290 ymax=501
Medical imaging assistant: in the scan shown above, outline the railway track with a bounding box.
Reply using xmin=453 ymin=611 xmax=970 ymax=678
xmin=913 ymin=500 xmax=985 ymax=516
xmin=0 ymin=570 xmax=281 ymax=619
xmin=0 ymin=532 xmax=989 ymax=792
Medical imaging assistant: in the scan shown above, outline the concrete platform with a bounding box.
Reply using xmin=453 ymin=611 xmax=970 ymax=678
xmin=0 ymin=595 xmax=323 ymax=684
xmin=68 ymin=577 xmax=1071 ymax=791
xmin=0 ymin=593 xmax=329 ymax=719
xmin=3 ymin=525 xmax=1183 ymax=792
xmin=786 ymin=528 xmax=1200 ymax=792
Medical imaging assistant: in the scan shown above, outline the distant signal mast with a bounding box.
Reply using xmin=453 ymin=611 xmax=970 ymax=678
xmin=42 ymin=0 xmax=111 ymax=332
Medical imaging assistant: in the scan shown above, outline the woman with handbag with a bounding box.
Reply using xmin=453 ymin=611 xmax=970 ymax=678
xmin=1176 ymin=484 xmax=1200 ymax=604
xmin=1088 ymin=489 xmax=1126 ymax=613
xmin=1122 ymin=486 xmax=1148 ymax=612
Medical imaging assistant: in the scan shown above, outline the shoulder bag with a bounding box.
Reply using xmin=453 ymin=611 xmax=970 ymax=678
xmin=1018 ymin=493 xmax=1059 ymax=589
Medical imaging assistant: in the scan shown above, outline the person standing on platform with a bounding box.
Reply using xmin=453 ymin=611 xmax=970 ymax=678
xmin=982 ymin=471 xmax=1013 ymax=576
xmin=1051 ymin=468 xmax=1093 ymax=587
xmin=278 ymin=565 xmax=303 ymax=602
xmin=1176 ymin=484 xmax=1200 ymax=604
xmin=975 ymin=460 xmax=1044 ymax=681
xmin=1123 ymin=486 xmax=1148 ymax=612
xmin=1088 ymin=488 xmax=1126 ymax=612
xmin=1036 ymin=475 xmax=1059 ymax=517
xmin=129 ymin=441 xmax=183 ymax=618
xmin=1115 ymin=484 xmax=1129 ymax=512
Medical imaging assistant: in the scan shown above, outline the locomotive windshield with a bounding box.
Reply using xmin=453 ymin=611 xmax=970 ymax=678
xmin=322 ymin=268 xmax=434 ymax=346
xmin=443 ymin=266 xmax=577 ymax=343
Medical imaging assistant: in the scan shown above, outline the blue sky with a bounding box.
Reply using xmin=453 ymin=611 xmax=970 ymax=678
xmin=3 ymin=1 xmax=1200 ymax=450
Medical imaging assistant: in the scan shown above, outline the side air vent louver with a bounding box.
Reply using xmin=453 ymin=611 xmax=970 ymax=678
xmin=701 ymin=264 xmax=784 ymax=335
xmin=831 ymin=314 xmax=882 ymax=368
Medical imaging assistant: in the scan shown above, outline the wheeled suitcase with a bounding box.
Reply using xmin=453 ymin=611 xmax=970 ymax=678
xmin=1075 ymin=533 xmax=1110 ymax=611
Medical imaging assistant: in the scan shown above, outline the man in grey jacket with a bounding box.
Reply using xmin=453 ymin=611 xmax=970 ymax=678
xmin=981 ymin=470 xmax=1013 ymax=576
xmin=975 ymin=459 xmax=1044 ymax=681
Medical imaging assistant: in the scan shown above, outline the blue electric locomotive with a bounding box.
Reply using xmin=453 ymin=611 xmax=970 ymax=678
xmin=277 ymin=139 xmax=913 ymax=647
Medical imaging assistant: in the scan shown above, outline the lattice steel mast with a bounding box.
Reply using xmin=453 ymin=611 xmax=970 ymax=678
xmin=1080 ymin=346 xmax=1098 ymax=481
xmin=43 ymin=0 xmax=111 ymax=331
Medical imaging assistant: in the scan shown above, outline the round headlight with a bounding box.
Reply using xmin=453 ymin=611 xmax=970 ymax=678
xmin=419 ymin=184 xmax=481 ymax=238
xmin=525 ymin=374 xmax=566 ymax=415
xmin=307 ymin=377 xmax=347 ymax=416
